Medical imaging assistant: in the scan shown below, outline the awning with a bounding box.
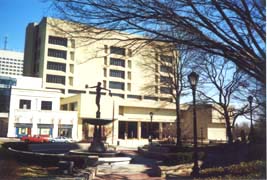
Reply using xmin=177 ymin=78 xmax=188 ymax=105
xmin=37 ymin=124 xmax=54 ymax=128
xmin=15 ymin=123 xmax=32 ymax=128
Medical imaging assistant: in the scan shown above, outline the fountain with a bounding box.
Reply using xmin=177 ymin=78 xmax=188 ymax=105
xmin=69 ymin=82 xmax=131 ymax=163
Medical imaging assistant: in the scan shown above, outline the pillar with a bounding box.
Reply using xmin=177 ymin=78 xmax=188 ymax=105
xmin=137 ymin=121 xmax=141 ymax=139
xmin=159 ymin=122 xmax=163 ymax=140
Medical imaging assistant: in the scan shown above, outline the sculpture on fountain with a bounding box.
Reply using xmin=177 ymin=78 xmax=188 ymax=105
xmin=85 ymin=82 xmax=113 ymax=153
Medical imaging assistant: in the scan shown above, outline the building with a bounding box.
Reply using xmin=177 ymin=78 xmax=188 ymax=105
xmin=0 ymin=50 xmax=24 ymax=76
xmin=23 ymin=17 xmax=227 ymax=145
xmin=3 ymin=75 xmax=78 ymax=139
xmin=0 ymin=75 xmax=16 ymax=136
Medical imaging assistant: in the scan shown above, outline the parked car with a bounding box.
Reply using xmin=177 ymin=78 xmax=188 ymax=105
xmin=49 ymin=136 xmax=74 ymax=143
xmin=20 ymin=135 xmax=50 ymax=143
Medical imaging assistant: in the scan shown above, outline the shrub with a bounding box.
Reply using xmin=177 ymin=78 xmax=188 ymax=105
xmin=199 ymin=160 xmax=266 ymax=179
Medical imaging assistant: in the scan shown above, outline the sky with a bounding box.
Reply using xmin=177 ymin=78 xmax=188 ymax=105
xmin=0 ymin=0 xmax=53 ymax=52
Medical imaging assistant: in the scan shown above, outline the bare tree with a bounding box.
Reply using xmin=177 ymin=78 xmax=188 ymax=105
xmin=141 ymin=42 xmax=200 ymax=145
xmin=50 ymin=0 xmax=266 ymax=84
xmin=195 ymin=55 xmax=256 ymax=143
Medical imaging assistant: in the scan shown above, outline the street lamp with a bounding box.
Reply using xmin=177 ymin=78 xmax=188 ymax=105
xmin=247 ymin=95 xmax=254 ymax=143
xmin=149 ymin=112 xmax=154 ymax=144
xmin=188 ymin=71 xmax=199 ymax=177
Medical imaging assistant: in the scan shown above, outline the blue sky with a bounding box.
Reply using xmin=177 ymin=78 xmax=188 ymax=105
xmin=0 ymin=0 xmax=52 ymax=52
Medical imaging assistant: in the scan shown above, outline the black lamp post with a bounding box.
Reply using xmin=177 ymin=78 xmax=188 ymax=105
xmin=149 ymin=112 xmax=154 ymax=144
xmin=247 ymin=95 xmax=254 ymax=143
xmin=188 ymin=71 xmax=199 ymax=177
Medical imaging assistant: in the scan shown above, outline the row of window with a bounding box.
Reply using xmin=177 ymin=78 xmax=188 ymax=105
xmin=19 ymin=99 xmax=52 ymax=110
xmin=0 ymin=60 xmax=23 ymax=65
xmin=48 ymin=36 xmax=67 ymax=47
xmin=48 ymin=48 xmax=67 ymax=59
xmin=48 ymin=36 xmax=75 ymax=48
xmin=46 ymin=74 xmax=65 ymax=85
xmin=47 ymin=61 xmax=66 ymax=72
xmin=0 ymin=58 xmax=23 ymax=61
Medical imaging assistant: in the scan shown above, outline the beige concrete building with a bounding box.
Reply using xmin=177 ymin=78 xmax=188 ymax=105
xmin=23 ymin=17 xmax=227 ymax=146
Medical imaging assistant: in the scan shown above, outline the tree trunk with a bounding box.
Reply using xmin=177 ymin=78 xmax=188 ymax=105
xmin=176 ymin=96 xmax=182 ymax=146
xmin=224 ymin=110 xmax=233 ymax=144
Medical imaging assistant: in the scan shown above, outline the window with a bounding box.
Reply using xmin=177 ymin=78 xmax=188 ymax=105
xmin=144 ymin=96 xmax=158 ymax=101
xmin=70 ymin=52 xmax=75 ymax=60
xmin=160 ymin=55 xmax=173 ymax=63
xmin=127 ymin=83 xmax=131 ymax=91
xmin=19 ymin=100 xmax=31 ymax=109
xmin=61 ymin=104 xmax=68 ymax=110
xmin=160 ymin=65 xmax=173 ymax=73
xmin=48 ymin=36 xmax=67 ymax=46
xmin=46 ymin=74 xmax=65 ymax=84
xmin=110 ymin=46 xmax=125 ymax=56
xmin=160 ymin=97 xmax=173 ymax=102
xmin=47 ymin=61 xmax=66 ymax=72
xmin=109 ymin=81 xmax=124 ymax=90
xmin=127 ymin=72 xmax=131 ymax=80
xmin=70 ymin=102 xmax=78 ymax=111
xmin=69 ymin=64 xmax=74 ymax=73
xmin=69 ymin=77 xmax=73 ymax=86
xmin=48 ymin=48 xmax=67 ymax=59
xmin=104 ymin=45 xmax=108 ymax=53
xmin=127 ymin=94 xmax=142 ymax=100
xmin=110 ymin=69 xmax=125 ymax=78
xmin=104 ymin=68 xmax=107 ymax=77
xmin=128 ymin=60 xmax=132 ymax=68
xmin=160 ymin=87 xmax=172 ymax=94
xmin=70 ymin=39 xmax=75 ymax=48
xmin=160 ymin=76 xmax=172 ymax=84
xmin=110 ymin=58 xmax=125 ymax=67
xmin=104 ymin=56 xmax=107 ymax=65
xmin=41 ymin=101 xmax=52 ymax=110
xmin=128 ymin=49 xmax=132 ymax=57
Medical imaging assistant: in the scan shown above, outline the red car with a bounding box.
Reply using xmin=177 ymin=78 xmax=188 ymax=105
xmin=20 ymin=135 xmax=50 ymax=143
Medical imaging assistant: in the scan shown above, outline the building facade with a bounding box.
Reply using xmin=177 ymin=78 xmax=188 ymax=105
xmin=0 ymin=50 xmax=24 ymax=76
xmin=5 ymin=76 xmax=78 ymax=139
xmin=23 ymin=17 xmax=227 ymax=146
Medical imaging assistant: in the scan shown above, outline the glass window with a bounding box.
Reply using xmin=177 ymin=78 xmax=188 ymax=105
xmin=41 ymin=101 xmax=52 ymax=110
xmin=70 ymin=102 xmax=78 ymax=111
xmin=109 ymin=81 xmax=124 ymax=90
xmin=46 ymin=74 xmax=65 ymax=85
xmin=48 ymin=48 xmax=67 ymax=59
xmin=47 ymin=61 xmax=66 ymax=72
xmin=48 ymin=36 xmax=67 ymax=46
xmin=160 ymin=87 xmax=172 ymax=94
xmin=160 ymin=55 xmax=173 ymax=63
xmin=61 ymin=104 xmax=68 ymax=110
xmin=19 ymin=99 xmax=31 ymax=109
xmin=110 ymin=58 xmax=125 ymax=67
xmin=160 ymin=76 xmax=172 ymax=84
xmin=160 ymin=65 xmax=173 ymax=73
xmin=110 ymin=69 xmax=125 ymax=78
xmin=110 ymin=46 xmax=125 ymax=56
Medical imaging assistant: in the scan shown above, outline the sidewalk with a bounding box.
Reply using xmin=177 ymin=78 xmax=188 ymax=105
xmin=94 ymin=150 xmax=163 ymax=180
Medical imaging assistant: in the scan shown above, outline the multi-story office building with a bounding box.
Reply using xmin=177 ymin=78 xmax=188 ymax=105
xmin=23 ymin=17 xmax=227 ymax=145
xmin=0 ymin=50 xmax=24 ymax=76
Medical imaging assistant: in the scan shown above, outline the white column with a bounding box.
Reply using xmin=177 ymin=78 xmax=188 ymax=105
xmin=72 ymin=117 xmax=78 ymax=140
xmin=53 ymin=119 xmax=58 ymax=138
xmin=137 ymin=121 xmax=141 ymax=139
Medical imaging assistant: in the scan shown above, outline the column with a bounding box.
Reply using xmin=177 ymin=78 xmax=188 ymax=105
xmin=137 ymin=121 xmax=141 ymax=139
xmin=159 ymin=122 xmax=163 ymax=140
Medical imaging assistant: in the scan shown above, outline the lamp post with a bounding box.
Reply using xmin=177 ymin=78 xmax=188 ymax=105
xmin=247 ymin=95 xmax=254 ymax=143
xmin=149 ymin=112 xmax=154 ymax=144
xmin=188 ymin=71 xmax=199 ymax=177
